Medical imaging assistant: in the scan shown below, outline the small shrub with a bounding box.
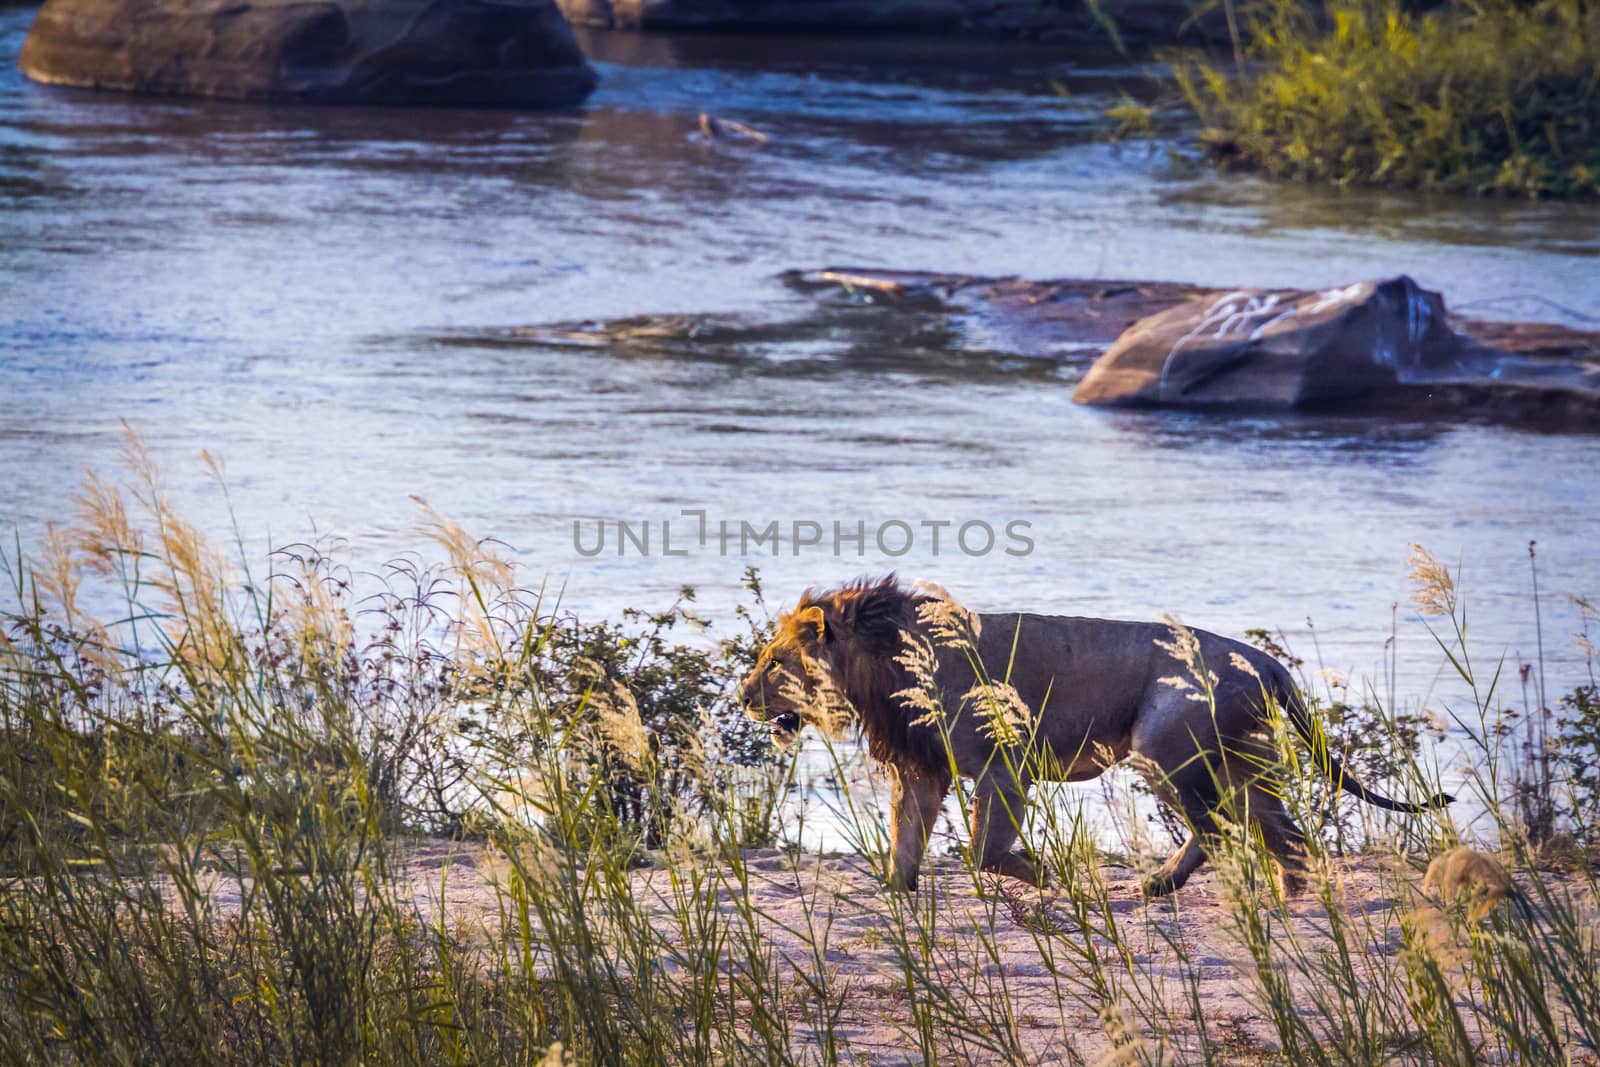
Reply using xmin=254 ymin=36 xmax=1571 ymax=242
xmin=527 ymin=577 xmax=776 ymax=850
xmin=1557 ymin=682 xmax=1600 ymax=847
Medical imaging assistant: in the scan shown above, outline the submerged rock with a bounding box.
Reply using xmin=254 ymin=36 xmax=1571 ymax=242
xmin=18 ymin=0 xmax=598 ymax=107
xmin=788 ymin=268 xmax=1600 ymax=431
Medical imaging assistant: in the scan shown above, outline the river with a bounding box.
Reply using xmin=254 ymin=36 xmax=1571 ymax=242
xmin=3 ymin=14 xmax=1598 ymax=711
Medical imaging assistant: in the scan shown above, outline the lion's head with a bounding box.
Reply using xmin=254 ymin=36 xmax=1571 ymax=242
xmin=735 ymin=599 xmax=830 ymax=745
xmin=737 ymin=576 xmax=950 ymax=771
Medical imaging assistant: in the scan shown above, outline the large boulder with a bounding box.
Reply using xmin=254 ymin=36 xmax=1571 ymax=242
xmin=18 ymin=0 xmax=598 ymax=107
xmin=1072 ymin=276 xmax=1471 ymax=410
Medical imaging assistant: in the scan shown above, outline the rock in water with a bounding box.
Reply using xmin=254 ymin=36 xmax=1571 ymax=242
xmin=1073 ymin=276 xmax=1465 ymax=410
xmin=790 ymin=267 xmax=1600 ymax=430
xmin=18 ymin=0 xmax=599 ymax=107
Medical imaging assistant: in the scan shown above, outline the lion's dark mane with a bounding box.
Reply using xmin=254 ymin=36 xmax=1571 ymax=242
xmin=801 ymin=574 xmax=953 ymax=785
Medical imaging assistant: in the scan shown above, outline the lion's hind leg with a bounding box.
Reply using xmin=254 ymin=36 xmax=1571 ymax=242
xmin=1137 ymin=766 xmax=1224 ymax=897
xmin=1246 ymin=783 xmax=1310 ymax=897
xmin=1138 ymin=761 xmax=1310 ymax=898
xmin=1141 ymin=805 xmax=1217 ymax=897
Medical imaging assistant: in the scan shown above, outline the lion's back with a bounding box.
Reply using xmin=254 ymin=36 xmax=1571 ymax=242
xmin=971 ymin=611 xmax=1293 ymax=712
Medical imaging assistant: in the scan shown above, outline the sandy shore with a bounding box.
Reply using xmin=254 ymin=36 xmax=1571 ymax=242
xmin=238 ymin=838 xmax=1587 ymax=1065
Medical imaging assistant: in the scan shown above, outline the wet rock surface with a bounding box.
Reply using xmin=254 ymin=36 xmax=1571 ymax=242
xmin=1075 ymin=276 xmax=1462 ymax=408
xmin=19 ymin=0 xmax=598 ymax=106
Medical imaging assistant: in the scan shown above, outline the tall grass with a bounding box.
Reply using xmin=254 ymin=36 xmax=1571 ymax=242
xmin=1171 ymin=0 xmax=1600 ymax=198
xmin=1 ymin=440 xmax=1597 ymax=1063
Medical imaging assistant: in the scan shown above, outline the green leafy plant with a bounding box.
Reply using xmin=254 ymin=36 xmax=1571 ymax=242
xmin=1171 ymin=0 xmax=1600 ymax=198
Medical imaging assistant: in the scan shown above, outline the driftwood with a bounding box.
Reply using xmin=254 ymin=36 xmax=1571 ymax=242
xmin=698 ymin=114 xmax=770 ymax=145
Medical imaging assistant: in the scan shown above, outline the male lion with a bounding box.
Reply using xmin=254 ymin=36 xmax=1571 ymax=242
xmin=737 ymin=575 xmax=1451 ymax=895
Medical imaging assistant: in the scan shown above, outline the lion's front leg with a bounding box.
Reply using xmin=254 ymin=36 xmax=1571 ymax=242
xmin=886 ymin=763 xmax=948 ymax=892
xmin=971 ymin=779 xmax=1044 ymax=887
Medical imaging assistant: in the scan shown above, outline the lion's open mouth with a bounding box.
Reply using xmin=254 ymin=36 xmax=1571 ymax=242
xmin=769 ymin=712 xmax=801 ymax=738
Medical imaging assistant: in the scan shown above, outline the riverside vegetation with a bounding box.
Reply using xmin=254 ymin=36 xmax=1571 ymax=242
xmin=1140 ymin=0 xmax=1600 ymax=198
xmin=2 ymin=434 xmax=1599 ymax=1064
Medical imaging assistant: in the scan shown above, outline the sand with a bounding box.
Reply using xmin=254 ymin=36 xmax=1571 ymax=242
xmin=284 ymin=837 xmax=1592 ymax=1065
xmin=148 ymin=831 xmax=1594 ymax=1063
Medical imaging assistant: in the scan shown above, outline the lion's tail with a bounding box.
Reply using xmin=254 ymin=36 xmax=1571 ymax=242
xmin=1279 ymin=682 xmax=1454 ymax=814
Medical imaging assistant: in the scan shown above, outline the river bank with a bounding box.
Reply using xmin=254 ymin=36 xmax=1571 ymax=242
xmin=3 ymin=429 xmax=1597 ymax=1063
xmin=112 ymin=837 xmax=1600 ymax=1063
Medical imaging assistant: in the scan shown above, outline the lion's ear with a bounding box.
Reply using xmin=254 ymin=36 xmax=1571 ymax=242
xmin=795 ymin=604 xmax=827 ymax=646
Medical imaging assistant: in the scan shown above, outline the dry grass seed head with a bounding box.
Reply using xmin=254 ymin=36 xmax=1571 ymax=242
xmin=592 ymin=681 xmax=652 ymax=772
xmin=410 ymin=495 xmax=515 ymax=593
xmin=103 ymin=429 xmax=237 ymax=676
xmin=892 ymin=630 xmax=946 ymax=730
xmin=1092 ymin=1000 xmax=1161 ymax=1067
xmin=71 ymin=471 xmax=144 ymax=577
xmin=1407 ymin=543 xmax=1457 ymax=618
xmin=1157 ymin=613 xmax=1218 ymax=702
xmin=279 ymin=558 xmax=355 ymax=666
xmin=29 ymin=522 xmax=119 ymax=676
xmin=911 ymin=580 xmax=982 ymax=648
xmin=962 ymin=680 xmax=1032 ymax=748
xmin=792 ymin=653 xmax=856 ymax=739
xmin=1316 ymin=667 xmax=1349 ymax=691
xmin=1575 ymin=595 xmax=1597 ymax=658
xmin=411 ymin=495 xmax=517 ymax=660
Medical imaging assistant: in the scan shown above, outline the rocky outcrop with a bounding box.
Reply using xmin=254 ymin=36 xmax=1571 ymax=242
xmin=18 ymin=0 xmax=599 ymax=107
xmin=558 ymin=0 xmax=1230 ymax=48
xmin=784 ymin=268 xmax=1600 ymax=431
xmin=1073 ymin=276 xmax=1459 ymax=408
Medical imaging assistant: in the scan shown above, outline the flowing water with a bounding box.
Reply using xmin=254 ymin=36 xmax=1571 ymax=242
xmin=3 ymin=14 xmax=1599 ymax=718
